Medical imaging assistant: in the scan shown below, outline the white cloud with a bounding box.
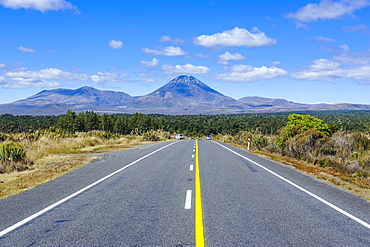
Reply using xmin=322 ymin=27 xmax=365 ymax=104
xmin=0 ymin=0 xmax=80 ymax=13
xmin=291 ymin=64 xmax=370 ymax=81
xmin=313 ymin=36 xmax=336 ymax=42
xmin=89 ymin=72 xmax=128 ymax=84
xmin=194 ymin=27 xmax=277 ymax=49
xmin=286 ymin=0 xmax=370 ymax=23
xmin=271 ymin=61 xmax=281 ymax=66
xmin=229 ymin=64 xmax=254 ymax=72
xmin=0 ymin=66 xmax=129 ymax=88
xmin=309 ymin=59 xmax=341 ymax=71
xmin=142 ymin=46 xmax=186 ymax=56
xmin=333 ymin=45 xmax=370 ymax=64
xmin=159 ymin=35 xmax=185 ymax=44
xmin=140 ymin=58 xmax=159 ymax=67
xmin=17 ymin=46 xmax=35 ymax=53
xmin=218 ymin=52 xmax=245 ymax=65
xmin=342 ymin=25 xmax=370 ymax=34
xmin=291 ymin=45 xmax=370 ymax=82
xmin=162 ymin=64 xmax=210 ymax=74
xmin=109 ymin=40 xmax=124 ymax=49
xmin=139 ymin=78 xmax=155 ymax=83
xmin=213 ymin=65 xmax=287 ymax=82
xmin=195 ymin=53 xmax=211 ymax=58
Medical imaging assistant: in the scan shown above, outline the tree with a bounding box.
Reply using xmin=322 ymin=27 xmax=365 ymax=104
xmin=284 ymin=114 xmax=336 ymax=137
xmin=56 ymin=110 xmax=78 ymax=132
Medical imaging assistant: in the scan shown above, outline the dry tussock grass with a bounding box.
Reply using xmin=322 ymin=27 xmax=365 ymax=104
xmin=0 ymin=155 xmax=96 ymax=199
xmin=253 ymin=150 xmax=370 ymax=201
xmin=0 ymin=133 xmax=157 ymax=200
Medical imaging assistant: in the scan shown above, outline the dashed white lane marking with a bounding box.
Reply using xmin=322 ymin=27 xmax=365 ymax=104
xmin=0 ymin=142 xmax=177 ymax=237
xmin=190 ymin=165 xmax=194 ymax=171
xmin=192 ymin=154 xmax=194 ymax=158
xmin=215 ymin=142 xmax=370 ymax=230
xmin=185 ymin=190 xmax=192 ymax=209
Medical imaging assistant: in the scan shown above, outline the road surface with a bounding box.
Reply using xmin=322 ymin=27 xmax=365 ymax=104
xmin=0 ymin=140 xmax=370 ymax=246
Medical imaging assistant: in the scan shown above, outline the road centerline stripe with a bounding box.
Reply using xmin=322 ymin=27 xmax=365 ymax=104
xmin=185 ymin=190 xmax=192 ymax=209
xmin=215 ymin=141 xmax=370 ymax=230
xmin=195 ymin=140 xmax=205 ymax=246
xmin=0 ymin=142 xmax=177 ymax=237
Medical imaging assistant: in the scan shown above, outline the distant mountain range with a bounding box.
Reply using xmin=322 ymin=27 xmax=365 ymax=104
xmin=1 ymin=75 xmax=370 ymax=115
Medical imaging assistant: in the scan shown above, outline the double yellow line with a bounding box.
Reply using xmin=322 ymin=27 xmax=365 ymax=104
xmin=195 ymin=140 xmax=205 ymax=246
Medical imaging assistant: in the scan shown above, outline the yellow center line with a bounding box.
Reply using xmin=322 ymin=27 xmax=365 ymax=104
xmin=195 ymin=140 xmax=205 ymax=246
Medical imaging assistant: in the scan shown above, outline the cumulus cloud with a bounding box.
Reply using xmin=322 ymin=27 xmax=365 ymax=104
xmin=162 ymin=64 xmax=210 ymax=74
xmin=142 ymin=46 xmax=186 ymax=56
xmin=0 ymin=0 xmax=80 ymax=13
xmin=159 ymin=35 xmax=185 ymax=44
xmin=140 ymin=58 xmax=159 ymax=67
xmin=218 ymin=52 xmax=245 ymax=65
xmin=291 ymin=45 xmax=370 ymax=82
xmin=286 ymin=0 xmax=370 ymax=23
xmin=17 ymin=46 xmax=35 ymax=53
xmin=213 ymin=65 xmax=287 ymax=82
xmin=0 ymin=66 xmax=128 ymax=88
xmin=291 ymin=63 xmax=370 ymax=81
xmin=194 ymin=27 xmax=277 ymax=49
xmin=109 ymin=40 xmax=124 ymax=49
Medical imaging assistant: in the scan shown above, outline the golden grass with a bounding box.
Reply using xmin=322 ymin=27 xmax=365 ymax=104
xmin=0 ymin=133 xmax=161 ymax=200
xmin=0 ymin=155 xmax=96 ymax=200
xmin=252 ymin=150 xmax=370 ymax=201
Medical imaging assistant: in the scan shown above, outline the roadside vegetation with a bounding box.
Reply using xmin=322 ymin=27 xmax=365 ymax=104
xmin=1 ymin=110 xmax=370 ymax=200
xmin=0 ymin=127 xmax=169 ymax=199
xmin=214 ymin=114 xmax=370 ymax=200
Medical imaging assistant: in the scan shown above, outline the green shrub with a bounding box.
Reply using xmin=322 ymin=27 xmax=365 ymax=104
xmin=252 ymin=134 xmax=268 ymax=148
xmin=288 ymin=128 xmax=330 ymax=161
xmin=0 ymin=142 xmax=29 ymax=173
xmin=0 ymin=142 xmax=26 ymax=163
xmin=142 ymin=132 xmax=160 ymax=141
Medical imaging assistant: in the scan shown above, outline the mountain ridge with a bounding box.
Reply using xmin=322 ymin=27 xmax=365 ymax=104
xmin=0 ymin=75 xmax=370 ymax=115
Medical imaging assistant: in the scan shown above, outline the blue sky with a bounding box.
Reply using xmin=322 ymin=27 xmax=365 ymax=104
xmin=1 ymin=0 xmax=370 ymax=105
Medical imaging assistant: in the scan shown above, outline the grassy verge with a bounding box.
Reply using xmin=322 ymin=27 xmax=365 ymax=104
xmin=0 ymin=155 xmax=95 ymax=199
xmin=0 ymin=131 xmax=167 ymax=200
xmin=251 ymin=150 xmax=370 ymax=201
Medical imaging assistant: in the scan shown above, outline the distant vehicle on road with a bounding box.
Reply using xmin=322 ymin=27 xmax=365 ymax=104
xmin=206 ymin=136 xmax=212 ymax=140
xmin=175 ymin=134 xmax=184 ymax=140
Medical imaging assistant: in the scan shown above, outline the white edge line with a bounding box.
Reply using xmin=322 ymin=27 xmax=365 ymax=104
xmin=0 ymin=142 xmax=177 ymax=237
xmin=215 ymin=142 xmax=370 ymax=230
xmin=185 ymin=190 xmax=192 ymax=209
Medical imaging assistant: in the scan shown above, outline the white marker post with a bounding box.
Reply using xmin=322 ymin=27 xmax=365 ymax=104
xmin=247 ymin=138 xmax=251 ymax=151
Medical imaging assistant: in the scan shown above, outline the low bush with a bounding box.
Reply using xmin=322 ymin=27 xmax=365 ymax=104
xmin=0 ymin=142 xmax=29 ymax=173
xmin=0 ymin=142 xmax=26 ymax=163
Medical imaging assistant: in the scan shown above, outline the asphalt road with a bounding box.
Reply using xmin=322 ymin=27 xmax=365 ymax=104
xmin=0 ymin=140 xmax=370 ymax=246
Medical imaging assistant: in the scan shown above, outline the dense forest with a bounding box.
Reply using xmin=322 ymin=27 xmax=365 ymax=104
xmin=1 ymin=110 xmax=370 ymax=185
xmin=1 ymin=110 xmax=370 ymax=136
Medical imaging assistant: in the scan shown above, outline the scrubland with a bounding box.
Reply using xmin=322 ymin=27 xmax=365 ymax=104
xmin=0 ymin=129 xmax=167 ymax=199
xmin=215 ymin=120 xmax=370 ymax=200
